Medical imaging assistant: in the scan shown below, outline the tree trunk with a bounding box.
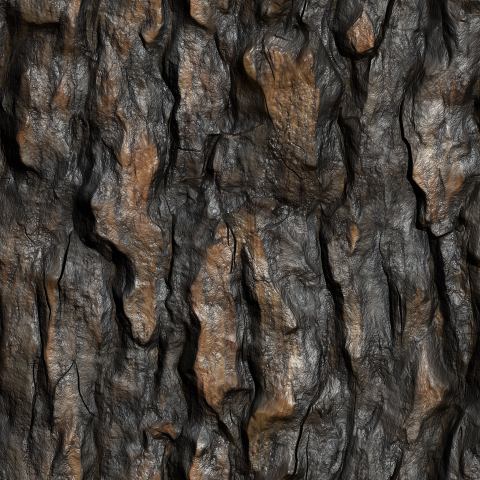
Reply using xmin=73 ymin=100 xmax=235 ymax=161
xmin=1 ymin=0 xmax=480 ymax=478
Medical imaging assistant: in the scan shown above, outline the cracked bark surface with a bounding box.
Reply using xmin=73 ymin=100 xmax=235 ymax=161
xmin=1 ymin=0 xmax=480 ymax=478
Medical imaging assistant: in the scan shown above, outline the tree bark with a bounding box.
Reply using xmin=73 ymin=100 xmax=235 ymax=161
xmin=1 ymin=0 xmax=480 ymax=478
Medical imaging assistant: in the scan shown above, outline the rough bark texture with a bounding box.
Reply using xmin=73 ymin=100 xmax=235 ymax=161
xmin=1 ymin=0 xmax=480 ymax=478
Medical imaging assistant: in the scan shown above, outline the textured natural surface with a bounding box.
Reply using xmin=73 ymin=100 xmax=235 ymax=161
xmin=1 ymin=0 xmax=480 ymax=478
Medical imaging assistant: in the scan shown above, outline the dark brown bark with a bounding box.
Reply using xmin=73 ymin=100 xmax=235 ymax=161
xmin=1 ymin=0 xmax=480 ymax=478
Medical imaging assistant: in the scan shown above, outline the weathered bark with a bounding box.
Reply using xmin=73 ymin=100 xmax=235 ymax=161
xmin=1 ymin=0 xmax=480 ymax=478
